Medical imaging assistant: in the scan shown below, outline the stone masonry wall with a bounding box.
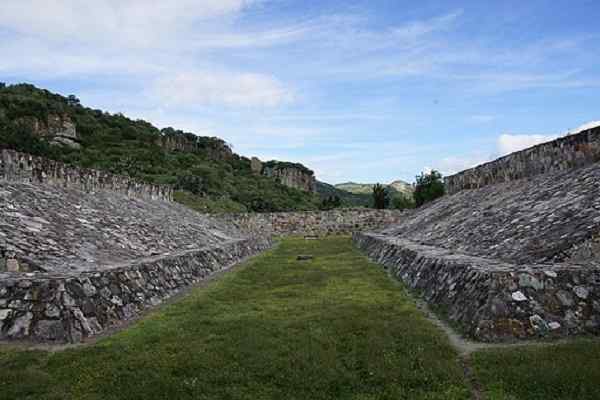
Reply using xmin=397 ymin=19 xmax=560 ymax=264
xmin=0 ymin=149 xmax=172 ymax=201
xmin=354 ymin=232 xmax=600 ymax=342
xmin=445 ymin=126 xmax=600 ymax=194
xmin=220 ymin=209 xmax=406 ymax=237
xmin=0 ymin=237 xmax=271 ymax=343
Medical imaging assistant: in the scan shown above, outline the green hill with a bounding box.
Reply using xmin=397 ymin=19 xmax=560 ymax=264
xmin=335 ymin=180 xmax=413 ymax=198
xmin=315 ymin=181 xmax=372 ymax=207
xmin=0 ymin=83 xmax=321 ymax=213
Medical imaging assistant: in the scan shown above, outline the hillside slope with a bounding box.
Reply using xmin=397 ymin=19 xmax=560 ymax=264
xmin=0 ymin=83 xmax=320 ymax=213
xmin=335 ymin=180 xmax=413 ymax=198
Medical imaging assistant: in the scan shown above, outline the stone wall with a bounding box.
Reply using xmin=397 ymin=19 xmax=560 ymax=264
xmin=0 ymin=149 xmax=173 ymax=201
xmin=0 ymin=237 xmax=271 ymax=343
xmin=445 ymin=126 xmax=600 ymax=194
xmin=220 ymin=209 xmax=406 ymax=237
xmin=354 ymin=232 xmax=600 ymax=342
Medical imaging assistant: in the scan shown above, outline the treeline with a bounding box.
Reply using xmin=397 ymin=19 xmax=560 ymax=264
xmin=371 ymin=170 xmax=445 ymax=210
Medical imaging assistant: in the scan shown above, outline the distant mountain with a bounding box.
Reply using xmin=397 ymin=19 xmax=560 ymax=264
xmin=334 ymin=180 xmax=413 ymax=198
xmin=388 ymin=180 xmax=414 ymax=196
xmin=315 ymin=181 xmax=372 ymax=207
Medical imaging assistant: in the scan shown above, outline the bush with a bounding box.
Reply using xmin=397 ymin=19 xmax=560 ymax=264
xmin=413 ymin=170 xmax=445 ymax=207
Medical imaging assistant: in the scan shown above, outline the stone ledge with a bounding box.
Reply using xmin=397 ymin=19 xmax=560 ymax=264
xmin=353 ymin=232 xmax=600 ymax=342
xmin=0 ymin=237 xmax=272 ymax=343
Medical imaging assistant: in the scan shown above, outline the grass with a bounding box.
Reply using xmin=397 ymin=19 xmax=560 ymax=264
xmin=472 ymin=340 xmax=600 ymax=400
xmin=3 ymin=236 xmax=600 ymax=400
xmin=0 ymin=236 xmax=469 ymax=400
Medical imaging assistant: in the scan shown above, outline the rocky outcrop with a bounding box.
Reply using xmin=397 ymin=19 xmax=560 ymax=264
xmin=445 ymin=125 xmax=600 ymax=194
xmin=156 ymin=133 xmax=234 ymax=161
xmin=250 ymin=157 xmax=263 ymax=175
xmin=15 ymin=113 xmax=80 ymax=149
xmin=261 ymin=161 xmax=316 ymax=193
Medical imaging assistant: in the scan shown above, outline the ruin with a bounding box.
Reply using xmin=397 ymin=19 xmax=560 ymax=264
xmin=2 ymin=126 xmax=600 ymax=344
xmin=355 ymin=125 xmax=600 ymax=341
xmin=0 ymin=149 xmax=401 ymax=343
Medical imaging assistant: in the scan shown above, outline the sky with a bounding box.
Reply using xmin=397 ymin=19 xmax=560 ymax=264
xmin=1 ymin=0 xmax=599 ymax=184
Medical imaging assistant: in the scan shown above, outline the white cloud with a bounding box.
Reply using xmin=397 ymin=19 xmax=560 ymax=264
xmin=569 ymin=120 xmax=600 ymax=134
xmin=497 ymin=134 xmax=557 ymax=156
xmin=154 ymin=71 xmax=294 ymax=108
xmin=0 ymin=0 xmax=259 ymax=48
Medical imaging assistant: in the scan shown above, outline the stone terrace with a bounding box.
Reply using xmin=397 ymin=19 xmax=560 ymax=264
xmin=355 ymin=127 xmax=600 ymax=342
xmin=1 ymin=180 xmax=244 ymax=274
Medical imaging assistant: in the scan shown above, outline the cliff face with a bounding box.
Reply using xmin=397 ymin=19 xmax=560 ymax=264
xmin=259 ymin=160 xmax=317 ymax=193
xmin=156 ymin=133 xmax=234 ymax=161
xmin=15 ymin=113 xmax=80 ymax=149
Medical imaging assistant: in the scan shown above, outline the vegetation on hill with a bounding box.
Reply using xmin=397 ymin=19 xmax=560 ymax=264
xmin=335 ymin=180 xmax=413 ymax=196
xmin=0 ymin=83 xmax=321 ymax=213
xmin=335 ymin=180 xmax=414 ymax=209
xmin=315 ymin=181 xmax=372 ymax=208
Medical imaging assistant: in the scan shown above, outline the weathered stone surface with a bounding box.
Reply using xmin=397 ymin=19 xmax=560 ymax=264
xmin=1 ymin=178 xmax=246 ymax=273
xmin=1 ymin=149 xmax=172 ymax=201
xmin=262 ymin=163 xmax=316 ymax=193
xmin=0 ymin=237 xmax=271 ymax=343
xmin=445 ymin=125 xmax=600 ymax=194
xmin=381 ymin=161 xmax=600 ymax=265
xmin=222 ymin=209 xmax=405 ymax=237
xmin=354 ymin=232 xmax=600 ymax=342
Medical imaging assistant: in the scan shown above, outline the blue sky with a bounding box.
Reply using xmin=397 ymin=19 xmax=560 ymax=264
xmin=1 ymin=0 xmax=599 ymax=184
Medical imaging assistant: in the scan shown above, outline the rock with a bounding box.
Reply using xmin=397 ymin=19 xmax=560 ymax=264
xmin=6 ymin=258 xmax=20 ymax=272
xmin=0 ymin=309 xmax=11 ymax=320
xmin=7 ymin=312 xmax=33 ymax=338
xmin=82 ymin=281 xmax=97 ymax=297
xmin=529 ymin=314 xmax=549 ymax=333
xmin=45 ymin=304 xmax=61 ymax=318
xmin=250 ymin=157 xmax=263 ymax=175
xmin=511 ymin=291 xmax=528 ymax=302
xmin=544 ymin=270 xmax=558 ymax=278
xmin=556 ymin=290 xmax=574 ymax=307
xmin=519 ymin=274 xmax=543 ymax=290
xmin=573 ymin=286 xmax=589 ymax=300
xmin=34 ymin=320 xmax=66 ymax=341
xmin=548 ymin=321 xmax=561 ymax=330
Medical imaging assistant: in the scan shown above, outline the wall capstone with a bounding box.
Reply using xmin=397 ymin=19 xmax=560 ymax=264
xmin=0 ymin=149 xmax=173 ymax=201
xmin=445 ymin=126 xmax=600 ymax=194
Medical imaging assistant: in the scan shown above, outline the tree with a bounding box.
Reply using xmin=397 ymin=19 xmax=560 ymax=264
xmin=66 ymin=94 xmax=81 ymax=107
xmin=372 ymin=183 xmax=389 ymax=209
xmin=413 ymin=170 xmax=445 ymax=207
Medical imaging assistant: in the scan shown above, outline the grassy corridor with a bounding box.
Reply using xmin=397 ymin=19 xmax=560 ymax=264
xmin=0 ymin=237 xmax=469 ymax=400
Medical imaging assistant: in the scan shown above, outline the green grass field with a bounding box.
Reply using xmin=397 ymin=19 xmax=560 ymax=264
xmin=1 ymin=237 xmax=599 ymax=400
